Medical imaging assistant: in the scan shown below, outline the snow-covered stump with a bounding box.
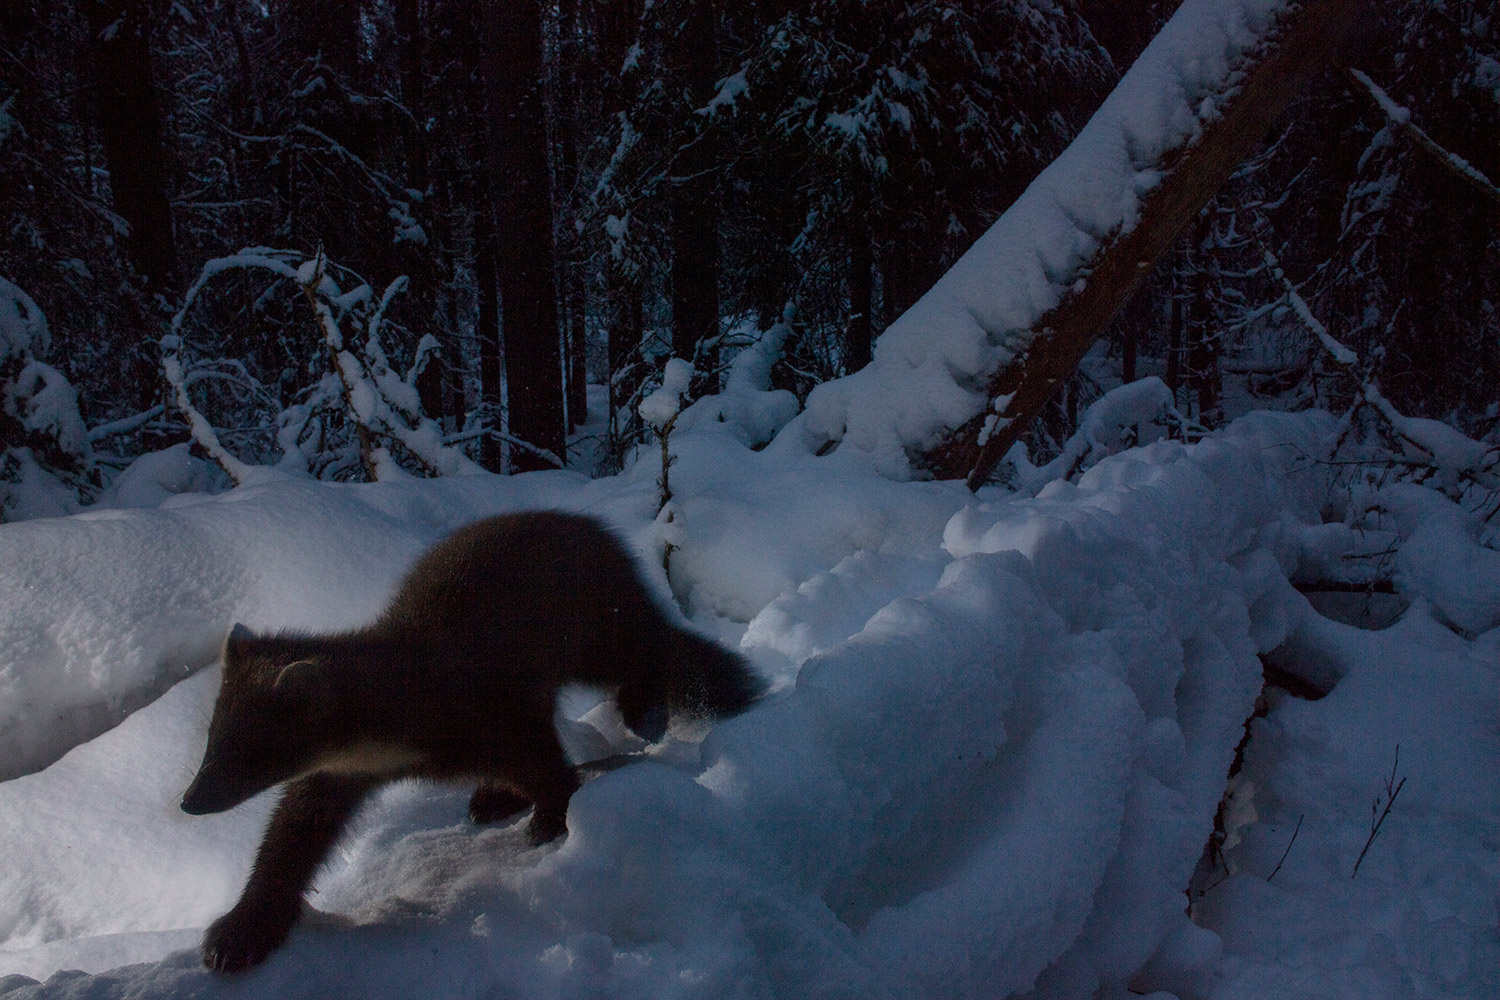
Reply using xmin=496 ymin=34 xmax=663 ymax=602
xmin=1 ymin=277 xmax=96 ymax=520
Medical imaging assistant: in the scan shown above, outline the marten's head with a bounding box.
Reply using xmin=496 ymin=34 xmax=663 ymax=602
xmin=181 ymin=624 xmax=328 ymax=815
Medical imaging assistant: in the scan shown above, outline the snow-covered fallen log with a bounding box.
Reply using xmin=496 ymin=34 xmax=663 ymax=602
xmin=0 ymin=408 xmax=1414 ymax=999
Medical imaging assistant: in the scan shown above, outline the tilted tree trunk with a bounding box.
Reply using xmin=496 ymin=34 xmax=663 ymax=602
xmin=81 ymin=0 xmax=176 ymax=292
xmin=919 ymin=0 xmax=1364 ymax=488
xmin=482 ymin=1 xmax=565 ymax=472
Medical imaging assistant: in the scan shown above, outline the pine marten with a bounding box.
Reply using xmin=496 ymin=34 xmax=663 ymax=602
xmin=180 ymin=510 xmax=763 ymax=973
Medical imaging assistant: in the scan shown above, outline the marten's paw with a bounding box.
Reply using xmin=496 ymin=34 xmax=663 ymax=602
xmin=201 ymin=901 xmax=298 ymax=973
xmin=469 ymin=784 xmax=529 ymax=825
xmin=617 ymin=683 xmax=668 ymax=744
xmin=524 ymin=807 xmax=568 ymax=846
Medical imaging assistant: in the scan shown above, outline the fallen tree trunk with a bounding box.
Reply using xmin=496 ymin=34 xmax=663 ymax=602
xmin=925 ymin=0 xmax=1363 ymax=488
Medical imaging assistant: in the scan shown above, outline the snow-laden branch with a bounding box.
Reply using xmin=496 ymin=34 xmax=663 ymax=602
xmin=1363 ymin=384 xmax=1499 ymax=491
xmin=1345 ymin=68 xmax=1500 ymax=210
xmin=296 ymin=252 xmax=481 ymax=480
xmin=165 ymin=250 xmax=480 ymax=483
xmin=1255 ymin=244 xmax=1358 ymax=367
xmin=160 ymin=334 xmax=255 ymax=485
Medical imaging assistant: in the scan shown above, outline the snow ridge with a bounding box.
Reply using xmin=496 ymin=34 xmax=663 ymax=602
xmin=0 ymin=411 xmax=1343 ymax=999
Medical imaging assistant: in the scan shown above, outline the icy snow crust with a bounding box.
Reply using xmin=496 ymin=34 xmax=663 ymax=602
xmin=5 ymin=403 xmax=1493 ymax=999
xmin=780 ymin=0 xmax=1285 ymax=478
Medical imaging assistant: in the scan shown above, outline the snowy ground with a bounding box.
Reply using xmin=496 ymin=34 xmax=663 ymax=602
xmin=0 ymin=399 xmax=1494 ymax=1000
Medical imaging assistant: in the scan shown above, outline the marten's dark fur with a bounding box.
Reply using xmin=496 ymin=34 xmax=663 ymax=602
xmin=180 ymin=511 xmax=762 ymax=973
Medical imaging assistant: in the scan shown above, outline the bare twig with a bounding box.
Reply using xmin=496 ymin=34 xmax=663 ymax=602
xmin=1267 ymin=814 xmax=1304 ymax=882
xmin=1352 ymin=745 xmax=1407 ymax=878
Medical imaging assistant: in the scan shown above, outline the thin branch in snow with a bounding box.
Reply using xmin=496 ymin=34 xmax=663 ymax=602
xmin=1267 ymin=814 xmax=1303 ymax=882
xmin=1352 ymin=746 xmax=1406 ymax=878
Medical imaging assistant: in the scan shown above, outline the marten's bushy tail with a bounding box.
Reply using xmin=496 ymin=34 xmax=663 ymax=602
xmin=668 ymin=630 xmax=765 ymax=720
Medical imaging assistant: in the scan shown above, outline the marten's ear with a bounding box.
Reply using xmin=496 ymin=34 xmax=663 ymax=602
xmin=223 ymin=623 xmax=255 ymax=664
xmin=271 ymin=659 xmax=320 ymax=700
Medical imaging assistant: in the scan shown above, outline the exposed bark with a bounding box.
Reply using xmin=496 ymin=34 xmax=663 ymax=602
xmin=81 ymin=0 xmax=176 ymax=291
xmin=924 ymin=0 xmax=1365 ymax=489
xmin=482 ymin=1 xmax=565 ymax=472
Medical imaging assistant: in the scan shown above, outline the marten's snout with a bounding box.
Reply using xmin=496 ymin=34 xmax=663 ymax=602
xmin=181 ymin=763 xmax=244 ymax=815
xmin=180 ymin=775 xmax=216 ymax=815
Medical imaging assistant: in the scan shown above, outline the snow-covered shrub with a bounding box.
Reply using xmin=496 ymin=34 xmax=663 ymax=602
xmin=0 ymin=277 xmax=95 ymax=521
xmin=166 ymin=250 xmax=479 ymax=484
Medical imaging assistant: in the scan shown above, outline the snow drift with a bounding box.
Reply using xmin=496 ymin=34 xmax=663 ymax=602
xmin=1 ymin=404 xmax=1429 ymax=999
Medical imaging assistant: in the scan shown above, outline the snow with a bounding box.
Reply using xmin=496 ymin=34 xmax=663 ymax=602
xmin=701 ymin=70 xmax=749 ymax=117
xmin=6 ymin=362 xmax=88 ymax=459
xmin=773 ymin=0 xmax=1290 ymax=478
xmin=638 ymin=358 xmax=695 ymax=430
xmin=1196 ymin=607 xmax=1499 ymax=1000
xmin=1 ymin=398 xmax=1491 ymax=999
xmin=1 ymin=277 xmax=49 ymax=362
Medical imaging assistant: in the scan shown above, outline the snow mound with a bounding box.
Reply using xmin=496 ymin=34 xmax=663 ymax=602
xmin=0 ymin=408 xmax=1374 ymax=999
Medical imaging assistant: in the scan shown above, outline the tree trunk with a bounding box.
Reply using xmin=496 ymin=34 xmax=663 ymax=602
xmin=558 ymin=0 xmax=589 ymax=430
xmin=1186 ymin=209 xmax=1221 ymax=421
xmin=482 ymin=1 xmax=564 ymax=472
xmin=394 ymin=0 xmax=450 ymax=429
xmin=669 ymin=0 xmax=720 ymax=392
xmin=1166 ymin=248 xmax=1184 ymax=399
xmin=82 ymin=0 xmax=176 ymax=292
xmin=925 ymin=0 xmax=1365 ymax=488
xmin=846 ymin=175 xmax=874 ymax=373
xmin=598 ymin=0 xmax=645 ymax=443
xmin=476 ymin=207 xmax=504 ymax=472
xmin=395 ymin=0 xmax=428 ymax=197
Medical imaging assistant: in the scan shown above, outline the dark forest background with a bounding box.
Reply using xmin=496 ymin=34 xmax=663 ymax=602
xmin=1 ymin=0 xmax=1496 ymax=517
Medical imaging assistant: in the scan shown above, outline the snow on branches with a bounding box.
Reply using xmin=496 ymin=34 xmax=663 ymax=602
xmin=0 ymin=277 xmax=95 ymax=521
xmin=166 ymin=249 xmax=478 ymax=484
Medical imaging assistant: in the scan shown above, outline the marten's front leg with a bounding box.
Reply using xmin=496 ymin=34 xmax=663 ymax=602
xmin=202 ymin=773 xmax=376 ymax=973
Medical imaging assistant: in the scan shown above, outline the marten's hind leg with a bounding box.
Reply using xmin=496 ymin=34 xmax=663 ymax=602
xmin=508 ymin=715 xmax=580 ymax=846
xmin=469 ymin=782 xmax=529 ymax=825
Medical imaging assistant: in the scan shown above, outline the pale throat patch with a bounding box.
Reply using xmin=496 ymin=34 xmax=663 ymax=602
xmin=312 ymin=741 xmax=427 ymax=776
